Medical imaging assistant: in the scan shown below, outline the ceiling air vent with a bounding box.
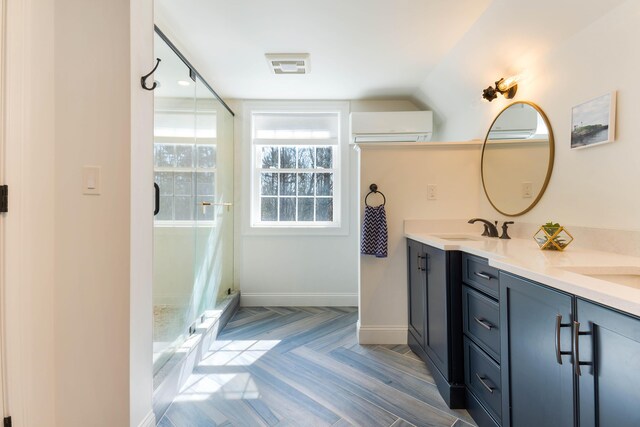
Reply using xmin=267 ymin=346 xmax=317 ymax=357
xmin=265 ymin=53 xmax=310 ymax=75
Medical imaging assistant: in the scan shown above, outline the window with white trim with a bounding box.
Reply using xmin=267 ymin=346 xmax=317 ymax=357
xmin=251 ymin=111 xmax=341 ymax=227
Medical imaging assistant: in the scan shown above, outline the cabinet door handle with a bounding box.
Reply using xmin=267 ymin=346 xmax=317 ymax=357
xmin=417 ymin=254 xmax=429 ymax=272
xmin=572 ymin=321 xmax=592 ymax=376
xmin=573 ymin=321 xmax=582 ymax=375
xmin=474 ymin=271 xmax=493 ymax=280
xmin=554 ymin=314 xmax=572 ymax=365
xmin=475 ymin=373 xmax=494 ymax=393
xmin=474 ymin=317 xmax=494 ymax=330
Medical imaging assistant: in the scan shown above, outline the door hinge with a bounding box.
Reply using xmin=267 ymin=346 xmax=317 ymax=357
xmin=0 ymin=185 xmax=7 ymax=213
xmin=4 ymin=416 xmax=12 ymax=427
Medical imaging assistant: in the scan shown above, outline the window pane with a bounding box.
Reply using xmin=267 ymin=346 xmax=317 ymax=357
xmin=196 ymin=172 xmax=215 ymax=196
xmin=174 ymin=172 xmax=194 ymax=196
xmin=261 ymin=147 xmax=279 ymax=169
xmin=261 ymin=197 xmax=277 ymax=221
xmin=155 ymin=144 xmax=176 ymax=167
xmin=279 ymin=198 xmax=296 ymax=221
xmin=297 ymin=173 xmax=314 ymax=196
xmin=279 ymin=173 xmax=296 ymax=196
xmin=261 ymin=173 xmax=278 ymax=196
xmin=155 ymin=172 xmax=174 ymax=196
xmin=316 ymin=198 xmax=333 ymax=221
xmin=297 ymin=147 xmax=315 ymax=169
xmin=174 ymin=196 xmax=194 ymax=220
xmin=157 ymin=196 xmax=173 ymax=220
xmin=196 ymin=196 xmax=214 ymax=221
xmin=197 ymin=145 xmax=216 ymax=168
xmin=280 ymin=147 xmax=296 ymax=169
xmin=175 ymin=145 xmax=194 ymax=168
xmin=316 ymin=173 xmax=333 ymax=196
xmin=298 ymin=198 xmax=314 ymax=221
xmin=316 ymin=147 xmax=332 ymax=169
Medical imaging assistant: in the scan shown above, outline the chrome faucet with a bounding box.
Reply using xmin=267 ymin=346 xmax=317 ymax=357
xmin=468 ymin=218 xmax=500 ymax=238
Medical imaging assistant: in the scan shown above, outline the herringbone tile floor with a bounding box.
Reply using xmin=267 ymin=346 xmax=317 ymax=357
xmin=158 ymin=307 xmax=476 ymax=427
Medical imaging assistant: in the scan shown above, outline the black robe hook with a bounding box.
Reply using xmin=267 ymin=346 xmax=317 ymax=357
xmin=141 ymin=58 xmax=161 ymax=91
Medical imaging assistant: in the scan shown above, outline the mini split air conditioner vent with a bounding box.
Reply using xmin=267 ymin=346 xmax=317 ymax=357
xmin=265 ymin=53 xmax=310 ymax=75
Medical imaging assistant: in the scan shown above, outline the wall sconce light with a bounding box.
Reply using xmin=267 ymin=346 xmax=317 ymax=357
xmin=482 ymin=76 xmax=519 ymax=102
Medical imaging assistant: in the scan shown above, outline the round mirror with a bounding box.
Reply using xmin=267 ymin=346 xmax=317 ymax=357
xmin=481 ymin=101 xmax=554 ymax=216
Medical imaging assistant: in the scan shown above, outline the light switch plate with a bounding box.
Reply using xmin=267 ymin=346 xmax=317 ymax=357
xmin=82 ymin=166 xmax=101 ymax=195
xmin=522 ymin=182 xmax=532 ymax=198
xmin=427 ymin=184 xmax=437 ymax=200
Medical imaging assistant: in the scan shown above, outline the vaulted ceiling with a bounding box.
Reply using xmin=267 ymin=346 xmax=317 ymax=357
xmin=155 ymin=0 xmax=628 ymax=106
xmin=155 ymin=0 xmax=492 ymax=100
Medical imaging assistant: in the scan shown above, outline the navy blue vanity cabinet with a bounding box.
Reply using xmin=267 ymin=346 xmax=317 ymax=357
xmin=406 ymin=239 xmax=464 ymax=408
xmin=499 ymin=273 xmax=575 ymax=427
xmin=462 ymin=254 xmax=502 ymax=427
xmin=576 ymin=299 xmax=640 ymax=427
xmin=407 ymin=239 xmax=427 ymax=344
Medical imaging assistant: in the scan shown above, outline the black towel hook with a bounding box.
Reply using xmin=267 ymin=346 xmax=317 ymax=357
xmin=141 ymin=58 xmax=161 ymax=91
xmin=365 ymin=183 xmax=386 ymax=207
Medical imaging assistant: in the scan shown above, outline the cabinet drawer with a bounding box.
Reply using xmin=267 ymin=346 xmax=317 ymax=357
xmin=462 ymin=254 xmax=500 ymax=298
xmin=463 ymin=286 xmax=500 ymax=362
xmin=465 ymin=337 xmax=502 ymax=422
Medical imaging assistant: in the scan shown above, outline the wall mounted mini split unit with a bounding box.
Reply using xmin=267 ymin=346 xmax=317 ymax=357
xmin=349 ymin=111 xmax=433 ymax=143
xmin=488 ymin=103 xmax=538 ymax=140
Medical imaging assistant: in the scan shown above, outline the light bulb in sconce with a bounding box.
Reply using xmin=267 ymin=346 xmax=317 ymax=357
xmin=482 ymin=74 xmax=520 ymax=102
xmin=497 ymin=75 xmax=519 ymax=92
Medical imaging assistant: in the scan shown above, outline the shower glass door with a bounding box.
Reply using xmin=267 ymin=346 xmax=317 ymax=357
xmin=152 ymin=31 xmax=234 ymax=374
xmin=193 ymin=77 xmax=235 ymax=317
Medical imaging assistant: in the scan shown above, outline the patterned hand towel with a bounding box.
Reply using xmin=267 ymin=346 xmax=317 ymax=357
xmin=361 ymin=205 xmax=388 ymax=258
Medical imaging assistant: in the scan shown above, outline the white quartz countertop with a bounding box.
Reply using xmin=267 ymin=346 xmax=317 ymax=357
xmin=404 ymin=224 xmax=640 ymax=318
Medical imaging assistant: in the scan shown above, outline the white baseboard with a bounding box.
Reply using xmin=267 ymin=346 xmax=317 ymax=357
xmin=357 ymin=321 xmax=407 ymax=344
xmin=240 ymin=292 xmax=358 ymax=307
xmin=138 ymin=411 xmax=156 ymax=427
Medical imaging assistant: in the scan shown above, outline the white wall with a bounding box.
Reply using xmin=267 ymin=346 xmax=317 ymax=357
xmin=358 ymin=144 xmax=482 ymax=343
xmin=4 ymin=1 xmax=155 ymax=426
xmin=54 ymin=0 xmax=135 ymax=425
xmin=415 ymin=0 xmax=640 ymax=231
xmin=232 ymin=100 xmax=356 ymax=306
xmin=232 ymin=100 xmax=419 ymax=307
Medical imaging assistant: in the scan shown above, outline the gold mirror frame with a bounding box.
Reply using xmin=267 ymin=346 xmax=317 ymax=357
xmin=481 ymin=101 xmax=555 ymax=217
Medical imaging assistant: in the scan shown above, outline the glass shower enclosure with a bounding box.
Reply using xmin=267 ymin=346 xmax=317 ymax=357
xmin=152 ymin=30 xmax=234 ymax=373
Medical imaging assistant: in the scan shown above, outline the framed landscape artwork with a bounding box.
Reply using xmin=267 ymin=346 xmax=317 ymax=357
xmin=571 ymin=91 xmax=617 ymax=149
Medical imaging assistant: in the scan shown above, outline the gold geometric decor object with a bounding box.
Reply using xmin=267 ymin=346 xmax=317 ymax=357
xmin=534 ymin=222 xmax=574 ymax=251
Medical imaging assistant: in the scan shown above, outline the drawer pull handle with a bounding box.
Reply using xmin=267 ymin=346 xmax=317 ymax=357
xmin=475 ymin=373 xmax=494 ymax=393
xmin=474 ymin=317 xmax=494 ymax=330
xmin=474 ymin=271 xmax=493 ymax=280
xmin=554 ymin=314 xmax=572 ymax=365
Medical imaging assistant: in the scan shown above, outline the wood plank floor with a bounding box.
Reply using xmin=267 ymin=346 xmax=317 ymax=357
xmin=158 ymin=307 xmax=476 ymax=427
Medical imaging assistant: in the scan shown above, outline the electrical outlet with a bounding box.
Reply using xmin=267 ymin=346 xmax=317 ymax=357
xmin=427 ymin=184 xmax=437 ymax=200
xmin=522 ymin=182 xmax=532 ymax=198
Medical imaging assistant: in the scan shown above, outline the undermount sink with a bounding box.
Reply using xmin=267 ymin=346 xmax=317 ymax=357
xmin=431 ymin=234 xmax=484 ymax=242
xmin=560 ymin=266 xmax=640 ymax=289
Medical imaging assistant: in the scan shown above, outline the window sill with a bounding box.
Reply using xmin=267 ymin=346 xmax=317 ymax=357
xmin=243 ymin=224 xmax=348 ymax=237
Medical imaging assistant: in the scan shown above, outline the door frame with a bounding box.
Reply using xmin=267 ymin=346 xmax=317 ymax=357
xmin=0 ymin=0 xmax=7 ymax=418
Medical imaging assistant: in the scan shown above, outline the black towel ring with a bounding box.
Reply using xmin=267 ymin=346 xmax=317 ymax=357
xmin=365 ymin=183 xmax=386 ymax=207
